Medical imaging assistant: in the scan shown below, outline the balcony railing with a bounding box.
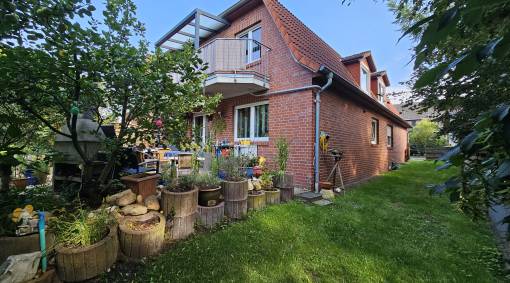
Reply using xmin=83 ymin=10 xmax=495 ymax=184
xmin=199 ymin=38 xmax=271 ymax=83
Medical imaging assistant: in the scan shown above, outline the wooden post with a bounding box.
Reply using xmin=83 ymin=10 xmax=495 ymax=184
xmin=222 ymin=180 xmax=248 ymax=219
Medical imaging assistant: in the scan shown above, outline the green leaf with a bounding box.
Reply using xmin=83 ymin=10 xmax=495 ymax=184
xmin=491 ymin=105 xmax=509 ymax=122
xmin=496 ymin=160 xmax=510 ymax=179
xmin=437 ymin=7 xmax=459 ymax=31
xmin=398 ymin=15 xmax=434 ymax=42
xmin=414 ymin=63 xmax=447 ymax=89
xmin=438 ymin=145 xmax=461 ymax=162
xmin=6 ymin=124 xmax=21 ymax=138
xmin=460 ymin=131 xmax=479 ymax=153
xmin=438 ymin=53 xmax=469 ymax=79
xmin=477 ymin=37 xmax=503 ymax=61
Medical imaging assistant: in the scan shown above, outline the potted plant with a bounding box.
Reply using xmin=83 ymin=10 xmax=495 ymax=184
xmin=220 ymin=155 xmax=248 ymax=219
xmin=260 ymin=172 xmax=280 ymax=205
xmin=161 ymin=175 xmax=198 ymax=240
xmin=118 ymin=211 xmax=165 ymax=258
xmin=52 ymin=208 xmax=118 ymax=282
xmin=253 ymin=156 xmax=265 ymax=178
xmin=273 ymin=138 xmax=294 ymax=201
xmin=195 ymin=173 xmax=222 ymax=207
xmin=239 ymin=155 xmax=258 ymax=178
xmin=248 ymin=178 xmax=266 ymax=211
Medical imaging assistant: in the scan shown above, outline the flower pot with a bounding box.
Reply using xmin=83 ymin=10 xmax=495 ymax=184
xmin=0 ymin=232 xmax=55 ymax=264
xmin=55 ymin=225 xmax=118 ymax=282
xmin=242 ymin=167 xmax=254 ymax=178
xmin=280 ymin=187 xmax=294 ymax=202
xmin=248 ymin=191 xmax=266 ymax=211
xmin=265 ymin=189 xmax=281 ymax=205
xmin=121 ymin=173 xmax=160 ymax=199
xmin=273 ymin=173 xmax=294 ymax=188
xmin=222 ymin=180 xmax=248 ymax=219
xmin=161 ymin=188 xmax=198 ymax=240
xmin=198 ymin=202 xmax=224 ymax=229
xmin=119 ymin=212 xmax=165 ymax=258
xmin=198 ymin=186 xmax=222 ymax=207
xmin=253 ymin=166 xmax=263 ymax=178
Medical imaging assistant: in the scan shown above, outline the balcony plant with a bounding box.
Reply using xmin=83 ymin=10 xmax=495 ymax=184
xmin=195 ymin=173 xmax=222 ymax=207
xmin=161 ymin=175 xmax=198 ymax=240
xmin=220 ymin=155 xmax=248 ymax=219
xmin=51 ymin=208 xmax=118 ymax=282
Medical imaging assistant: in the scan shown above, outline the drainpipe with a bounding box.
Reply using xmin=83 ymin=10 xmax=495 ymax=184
xmin=314 ymin=72 xmax=334 ymax=193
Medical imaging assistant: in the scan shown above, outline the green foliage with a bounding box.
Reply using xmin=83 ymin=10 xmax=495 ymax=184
xmin=50 ymin=207 xmax=111 ymax=248
xmin=166 ymin=174 xmax=196 ymax=192
xmin=210 ymin=156 xmax=219 ymax=177
xmin=0 ymin=185 xmax=67 ymax=236
xmin=275 ymin=138 xmax=289 ymax=173
xmin=194 ymin=173 xmax=221 ymax=190
xmin=434 ymin=104 xmax=510 ymax=220
xmin=409 ymin=119 xmax=447 ymax=151
xmin=259 ymin=172 xmax=273 ymax=190
xmin=219 ymin=155 xmax=244 ymax=182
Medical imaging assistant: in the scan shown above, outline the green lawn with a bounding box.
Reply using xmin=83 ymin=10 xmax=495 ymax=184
xmin=118 ymin=161 xmax=506 ymax=282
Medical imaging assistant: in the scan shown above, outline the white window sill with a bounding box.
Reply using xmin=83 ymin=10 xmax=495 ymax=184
xmin=235 ymin=137 xmax=269 ymax=143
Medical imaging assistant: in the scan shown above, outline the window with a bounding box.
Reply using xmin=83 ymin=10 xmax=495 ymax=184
xmin=377 ymin=82 xmax=385 ymax=104
xmin=371 ymin=118 xmax=379 ymax=144
xmin=360 ymin=66 xmax=370 ymax=93
xmin=193 ymin=115 xmax=208 ymax=144
xmin=234 ymin=101 xmax=269 ymax=141
xmin=387 ymin=125 xmax=393 ymax=148
xmin=239 ymin=26 xmax=262 ymax=64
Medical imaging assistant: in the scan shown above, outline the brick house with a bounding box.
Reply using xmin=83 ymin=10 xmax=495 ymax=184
xmin=156 ymin=0 xmax=411 ymax=190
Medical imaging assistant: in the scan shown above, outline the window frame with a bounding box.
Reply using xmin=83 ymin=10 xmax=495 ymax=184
xmin=371 ymin=118 xmax=379 ymax=145
xmin=387 ymin=125 xmax=394 ymax=148
xmin=192 ymin=114 xmax=208 ymax=145
xmin=234 ymin=101 xmax=269 ymax=142
xmin=377 ymin=81 xmax=385 ymax=104
xmin=237 ymin=25 xmax=262 ymax=64
xmin=360 ymin=65 xmax=370 ymax=94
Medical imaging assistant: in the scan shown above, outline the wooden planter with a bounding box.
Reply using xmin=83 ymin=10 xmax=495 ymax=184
xmin=198 ymin=186 xmax=222 ymax=207
xmin=222 ymin=180 xmax=248 ymax=219
xmin=248 ymin=191 xmax=266 ymax=211
xmin=12 ymin=178 xmax=28 ymax=189
xmin=198 ymin=202 xmax=224 ymax=229
xmin=55 ymin=225 xmax=118 ymax=282
xmin=273 ymin=173 xmax=294 ymax=189
xmin=265 ymin=189 xmax=281 ymax=205
xmin=0 ymin=232 xmax=55 ymax=263
xmin=121 ymin=173 xmax=160 ymax=199
xmin=119 ymin=212 xmax=165 ymax=258
xmin=280 ymin=187 xmax=294 ymax=202
xmin=161 ymin=188 xmax=198 ymax=240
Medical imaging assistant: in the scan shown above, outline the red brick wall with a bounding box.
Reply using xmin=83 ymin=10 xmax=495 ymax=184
xmin=318 ymin=89 xmax=408 ymax=185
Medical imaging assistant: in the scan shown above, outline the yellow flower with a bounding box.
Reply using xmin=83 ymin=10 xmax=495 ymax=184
xmin=259 ymin=156 xmax=266 ymax=167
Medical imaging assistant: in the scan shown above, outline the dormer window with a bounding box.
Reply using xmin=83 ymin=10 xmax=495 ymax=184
xmin=377 ymin=81 xmax=385 ymax=104
xmin=360 ymin=66 xmax=370 ymax=94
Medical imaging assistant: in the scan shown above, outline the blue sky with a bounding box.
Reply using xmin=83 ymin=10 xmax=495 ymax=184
xmin=130 ymin=0 xmax=413 ymax=93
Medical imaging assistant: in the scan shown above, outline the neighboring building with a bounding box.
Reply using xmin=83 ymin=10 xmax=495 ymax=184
xmin=395 ymin=103 xmax=436 ymax=127
xmin=156 ymin=0 xmax=411 ymax=189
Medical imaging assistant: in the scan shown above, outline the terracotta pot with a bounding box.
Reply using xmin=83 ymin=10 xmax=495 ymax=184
xmin=12 ymin=178 xmax=28 ymax=189
xmin=198 ymin=186 xmax=222 ymax=207
xmin=253 ymin=166 xmax=263 ymax=177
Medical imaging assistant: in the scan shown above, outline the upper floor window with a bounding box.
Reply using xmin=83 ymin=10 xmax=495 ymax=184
xmin=360 ymin=66 xmax=370 ymax=93
xmin=234 ymin=101 xmax=269 ymax=141
xmin=239 ymin=26 xmax=262 ymax=64
xmin=387 ymin=125 xmax=393 ymax=148
xmin=377 ymin=81 xmax=385 ymax=104
xmin=371 ymin=118 xmax=379 ymax=145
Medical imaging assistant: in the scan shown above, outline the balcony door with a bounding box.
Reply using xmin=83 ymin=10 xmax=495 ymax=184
xmin=193 ymin=114 xmax=208 ymax=145
xmin=239 ymin=26 xmax=262 ymax=64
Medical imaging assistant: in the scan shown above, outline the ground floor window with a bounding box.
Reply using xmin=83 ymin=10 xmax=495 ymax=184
xmin=193 ymin=114 xmax=208 ymax=145
xmin=234 ymin=101 xmax=269 ymax=141
xmin=371 ymin=118 xmax=379 ymax=145
xmin=387 ymin=125 xmax=393 ymax=148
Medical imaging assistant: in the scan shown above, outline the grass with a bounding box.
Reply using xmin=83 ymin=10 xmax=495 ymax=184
xmin=117 ymin=161 xmax=506 ymax=282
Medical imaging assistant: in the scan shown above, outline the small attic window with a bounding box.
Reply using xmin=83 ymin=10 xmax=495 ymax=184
xmin=360 ymin=66 xmax=370 ymax=94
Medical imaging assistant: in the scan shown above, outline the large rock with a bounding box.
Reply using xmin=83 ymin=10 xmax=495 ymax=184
xmin=117 ymin=190 xmax=137 ymax=207
xmin=144 ymin=195 xmax=160 ymax=211
xmin=105 ymin=189 xmax=130 ymax=205
xmin=0 ymin=251 xmax=41 ymax=283
xmin=121 ymin=204 xmax=148 ymax=216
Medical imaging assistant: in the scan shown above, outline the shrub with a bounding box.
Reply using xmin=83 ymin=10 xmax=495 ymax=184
xmin=276 ymin=138 xmax=289 ymax=174
xmin=194 ymin=174 xmax=221 ymax=190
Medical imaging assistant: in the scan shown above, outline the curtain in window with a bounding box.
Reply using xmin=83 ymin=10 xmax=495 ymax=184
xmin=237 ymin=107 xmax=250 ymax=138
xmin=255 ymin=104 xmax=268 ymax=137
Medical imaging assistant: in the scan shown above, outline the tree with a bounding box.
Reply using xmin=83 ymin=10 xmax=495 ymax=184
xmin=0 ymin=0 xmax=220 ymax=195
xmin=409 ymin=119 xmax=445 ymax=154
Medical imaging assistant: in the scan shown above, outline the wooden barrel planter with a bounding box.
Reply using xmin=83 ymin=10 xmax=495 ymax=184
xmin=222 ymin=180 xmax=248 ymax=219
xmin=0 ymin=232 xmax=55 ymax=263
xmin=161 ymin=188 xmax=198 ymax=240
xmin=55 ymin=225 xmax=118 ymax=282
xmin=248 ymin=191 xmax=266 ymax=211
xmin=265 ymin=189 xmax=281 ymax=205
xmin=280 ymin=186 xmax=295 ymax=202
xmin=119 ymin=212 xmax=165 ymax=258
xmin=273 ymin=173 xmax=294 ymax=188
xmin=198 ymin=202 xmax=224 ymax=229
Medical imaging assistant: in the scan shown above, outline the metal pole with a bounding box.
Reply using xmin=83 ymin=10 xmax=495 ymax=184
xmin=194 ymin=11 xmax=200 ymax=49
xmin=314 ymin=72 xmax=333 ymax=193
xmin=38 ymin=211 xmax=47 ymax=273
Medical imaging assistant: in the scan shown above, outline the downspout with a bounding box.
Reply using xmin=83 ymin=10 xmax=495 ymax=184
xmin=314 ymin=72 xmax=334 ymax=193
